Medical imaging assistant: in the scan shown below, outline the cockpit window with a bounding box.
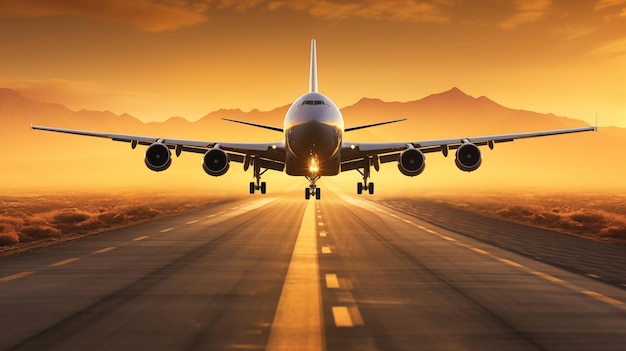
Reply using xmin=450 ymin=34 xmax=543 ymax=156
xmin=300 ymin=100 xmax=326 ymax=106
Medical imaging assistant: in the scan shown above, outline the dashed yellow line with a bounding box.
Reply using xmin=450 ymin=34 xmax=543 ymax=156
xmin=332 ymin=307 xmax=353 ymax=327
xmin=425 ymin=229 xmax=437 ymax=234
xmin=133 ymin=236 xmax=149 ymax=241
xmin=498 ymin=258 xmax=524 ymax=268
xmin=321 ymin=246 xmax=332 ymax=254
xmin=441 ymin=236 xmax=456 ymax=242
xmin=325 ymin=274 xmax=340 ymax=288
xmin=160 ymin=228 xmax=174 ymax=233
xmin=471 ymin=247 xmax=488 ymax=255
xmin=0 ymin=271 xmax=34 ymax=282
xmin=93 ymin=247 xmax=116 ymax=254
xmin=332 ymin=306 xmax=364 ymax=327
xmin=49 ymin=258 xmax=80 ymax=267
xmin=532 ymin=271 xmax=564 ymax=284
xmin=319 ymin=231 xmax=327 ymax=237
xmin=317 ymin=222 xmax=324 ymax=226
xmin=581 ymin=290 xmax=624 ymax=306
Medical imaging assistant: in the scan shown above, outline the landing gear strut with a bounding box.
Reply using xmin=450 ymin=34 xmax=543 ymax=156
xmin=305 ymin=175 xmax=321 ymax=200
xmin=249 ymin=157 xmax=267 ymax=194
xmin=356 ymin=157 xmax=375 ymax=195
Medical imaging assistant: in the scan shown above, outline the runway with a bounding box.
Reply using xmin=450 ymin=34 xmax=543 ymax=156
xmin=1 ymin=190 xmax=625 ymax=350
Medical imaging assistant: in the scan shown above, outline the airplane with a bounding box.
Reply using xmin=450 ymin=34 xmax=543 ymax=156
xmin=33 ymin=39 xmax=596 ymax=200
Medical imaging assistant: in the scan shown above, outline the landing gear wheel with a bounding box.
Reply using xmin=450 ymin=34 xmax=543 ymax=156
xmin=357 ymin=182 xmax=363 ymax=194
xmin=249 ymin=182 xmax=255 ymax=194
xmin=368 ymin=182 xmax=375 ymax=195
xmin=315 ymin=188 xmax=321 ymax=200
xmin=260 ymin=182 xmax=267 ymax=194
xmin=305 ymin=188 xmax=311 ymax=200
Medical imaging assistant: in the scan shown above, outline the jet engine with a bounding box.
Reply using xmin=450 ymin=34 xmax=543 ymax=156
xmin=398 ymin=148 xmax=426 ymax=177
xmin=144 ymin=143 xmax=172 ymax=172
xmin=202 ymin=148 xmax=230 ymax=176
xmin=455 ymin=143 xmax=482 ymax=172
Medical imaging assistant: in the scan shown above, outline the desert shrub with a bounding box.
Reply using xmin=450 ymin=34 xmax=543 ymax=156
xmin=0 ymin=224 xmax=19 ymax=245
xmin=569 ymin=212 xmax=605 ymax=225
xmin=20 ymin=225 xmax=62 ymax=241
xmin=52 ymin=210 xmax=92 ymax=225
xmin=599 ymin=226 xmax=626 ymax=240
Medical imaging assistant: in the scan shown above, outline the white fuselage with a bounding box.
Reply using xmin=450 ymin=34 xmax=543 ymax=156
xmin=283 ymin=92 xmax=344 ymax=176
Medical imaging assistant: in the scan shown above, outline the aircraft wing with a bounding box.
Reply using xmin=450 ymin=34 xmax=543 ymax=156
xmin=31 ymin=125 xmax=285 ymax=166
xmin=341 ymin=125 xmax=596 ymax=168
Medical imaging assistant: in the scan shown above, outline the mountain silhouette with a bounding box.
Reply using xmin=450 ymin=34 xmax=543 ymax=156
xmin=2 ymin=87 xmax=623 ymax=192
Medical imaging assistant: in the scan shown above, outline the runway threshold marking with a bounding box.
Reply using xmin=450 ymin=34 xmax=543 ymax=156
xmin=93 ymin=247 xmax=116 ymax=254
xmin=133 ymin=236 xmax=149 ymax=241
xmin=160 ymin=228 xmax=174 ymax=233
xmin=0 ymin=271 xmax=34 ymax=282
xmin=581 ymin=290 xmax=624 ymax=306
xmin=267 ymin=200 xmax=322 ymax=351
xmin=49 ymin=258 xmax=80 ymax=267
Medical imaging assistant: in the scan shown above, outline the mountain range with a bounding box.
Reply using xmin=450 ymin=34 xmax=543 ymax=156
xmin=1 ymin=87 xmax=623 ymax=193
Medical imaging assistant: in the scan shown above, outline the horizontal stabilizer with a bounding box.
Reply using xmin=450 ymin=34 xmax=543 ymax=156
xmin=345 ymin=118 xmax=406 ymax=132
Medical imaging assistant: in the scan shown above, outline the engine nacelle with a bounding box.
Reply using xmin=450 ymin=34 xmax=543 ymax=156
xmin=455 ymin=143 xmax=482 ymax=172
xmin=398 ymin=148 xmax=426 ymax=177
xmin=144 ymin=143 xmax=172 ymax=172
xmin=202 ymin=148 xmax=230 ymax=176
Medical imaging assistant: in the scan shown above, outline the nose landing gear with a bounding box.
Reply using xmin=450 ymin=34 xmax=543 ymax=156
xmin=305 ymin=175 xmax=321 ymax=200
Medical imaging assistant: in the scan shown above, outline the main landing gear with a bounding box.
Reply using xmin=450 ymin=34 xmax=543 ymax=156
xmin=356 ymin=161 xmax=375 ymax=195
xmin=249 ymin=157 xmax=267 ymax=194
xmin=305 ymin=175 xmax=321 ymax=200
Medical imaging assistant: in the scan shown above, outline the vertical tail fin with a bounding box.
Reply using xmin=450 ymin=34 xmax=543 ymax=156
xmin=309 ymin=39 xmax=318 ymax=93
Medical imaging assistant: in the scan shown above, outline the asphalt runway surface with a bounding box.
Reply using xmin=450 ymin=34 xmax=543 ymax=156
xmin=1 ymin=190 xmax=625 ymax=351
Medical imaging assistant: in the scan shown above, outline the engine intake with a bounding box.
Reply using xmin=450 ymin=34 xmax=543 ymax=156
xmin=203 ymin=148 xmax=230 ymax=176
xmin=455 ymin=143 xmax=482 ymax=172
xmin=398 ymin=148 xmax=426 ymax=177
xmin=144 ymin=143 xmax=172 ymax=172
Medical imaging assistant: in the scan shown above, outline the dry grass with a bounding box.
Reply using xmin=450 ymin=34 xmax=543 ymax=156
xmin=439 ymin=192 xmax=626 ymax=244
xmin=0 ymin=191 xmax=227 ymax=253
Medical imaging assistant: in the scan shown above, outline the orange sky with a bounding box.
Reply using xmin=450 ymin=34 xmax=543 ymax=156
xmin=0 ymin=0 xmax=624 ymax=127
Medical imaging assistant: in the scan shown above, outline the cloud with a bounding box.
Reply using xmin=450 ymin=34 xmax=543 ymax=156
xmin=0 ymin=0 xmax=209 ymax=31
xmin=595 ymin=0 xmax=626 ymax=11
xmin=499 ymin=0 xmax=551 ymax=29
xmin=592 ymin=37 xmax=626 ymax=56
xmin=256 ymin=0 xmax=452 ymax=23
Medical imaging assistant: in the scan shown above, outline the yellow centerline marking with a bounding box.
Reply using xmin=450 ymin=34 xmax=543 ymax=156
xmin=581 ymin=290 xmax=624 ymax=306
xmin=133 ymin=235 xmax=149 ymax=241
xmin=317 ymin=222 xmax=324 ymax=226
xmin=325 ymin=274 xmax=340 ymax=288
xmin=93 ymin=247 xmax=116 ymax=254
xmin=186 ymin=219 xmax=199 ymax=224
xmin=532 ymin=271 xmax=564 ymax=283
xmin=471 ymin=247 xmax=488 ymax=255
xmin=267 ymin=200 xmax=322 ymax=351
xmin=160 ymin=228 xmax=174 ymax=233
xmin=498 ymin=258 xmax=524 ymax=268
xmin=49 ymin=258 xmax=80 ymax=267
xmin=0 ymin=271 xmax=34 ymax=282
xmin=319 ymin=231 xmax=327 ymax=237
xmin=321 ymin=246 xmax=332 ymax=254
